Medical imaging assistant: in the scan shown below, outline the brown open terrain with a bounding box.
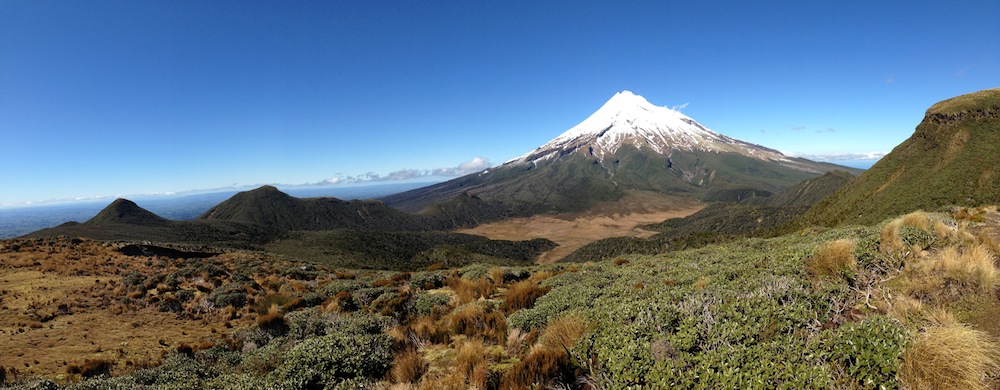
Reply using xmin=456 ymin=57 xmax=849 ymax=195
xmin=461 ymin=193 xmax=704 ymax=262
xmin=0 ymin=238 xmax=266 ymax=382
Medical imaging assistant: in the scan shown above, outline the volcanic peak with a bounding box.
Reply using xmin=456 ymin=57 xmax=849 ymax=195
xmin=86 ymin=198 xmax=169 ymax=226
xmin=509 ymin=91 xmax=788 ymax=164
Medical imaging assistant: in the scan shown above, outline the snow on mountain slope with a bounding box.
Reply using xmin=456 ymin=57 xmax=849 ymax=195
xmin=509 ymin=91 xmax=794 ymax=167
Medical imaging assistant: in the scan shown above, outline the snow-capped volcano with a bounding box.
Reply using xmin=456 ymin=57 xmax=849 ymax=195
xmin=510 ymin=90 xmax=789 ymax=165
xmin=383 ymin=90 xmax=859 ymax=215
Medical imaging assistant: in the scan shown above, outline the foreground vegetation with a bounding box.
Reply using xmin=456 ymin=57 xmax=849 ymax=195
xmin=3 ymin=207 xmax=1000 ymax=389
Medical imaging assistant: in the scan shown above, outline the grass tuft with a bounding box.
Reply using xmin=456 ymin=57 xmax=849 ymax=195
xmin=391 ymin=349 xmax=429 ymax=384
xmin=881 ymin=211 xmax=933 ymax=253
xmin=409 ymin=316 xmax=450 ymax=345
xmin=805 ymin=239 xmax=857 ymax=281
xmin=501 ymin=280 xmax=551 ymax=314
xmin=933 ymin=245 xmax=999 ymax=293
xmin=450 ymin=303 xmax=507 ymax=344
xmin=454 ymin=339 xmax=489 ymax=388
xmin=500 ymin=346 xmax=575 ymax=390
xmin=539 ymin=312 xmax=590 ymax=351
xmin=446 ymin=277 xmax=495 ymax=305
xmin=901 ymin=318 xmax=1000 ymax=390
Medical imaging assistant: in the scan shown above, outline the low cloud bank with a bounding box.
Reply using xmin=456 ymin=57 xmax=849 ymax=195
xmin=321 ymin=156 xmax=491 ymax=185
xmin=785 ymin=151 xmax=888 ymax=162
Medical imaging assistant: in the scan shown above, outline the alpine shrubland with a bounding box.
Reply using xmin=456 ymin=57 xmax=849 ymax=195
xmin=4 ymin=207 xmax=1000 ymax=389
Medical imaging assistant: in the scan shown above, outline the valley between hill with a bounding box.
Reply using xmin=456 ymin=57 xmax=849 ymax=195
xmin=460 ymin=194 xmax=704 ymax=263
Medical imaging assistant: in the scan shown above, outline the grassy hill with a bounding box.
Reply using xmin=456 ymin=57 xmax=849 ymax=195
xmin=85 ymin=199 xmax=170 ymax=226
xmin=198 ymin=185 xmax=441 ymax=231
xmin=803 ymin=88 xmax=1000 ymax=227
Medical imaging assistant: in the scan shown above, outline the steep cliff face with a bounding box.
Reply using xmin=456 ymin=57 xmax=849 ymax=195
xmin=804 ymin=88 xmax=1000 ymax=226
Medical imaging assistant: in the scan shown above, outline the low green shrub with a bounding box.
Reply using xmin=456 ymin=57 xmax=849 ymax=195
xmin=812 ymin=316 xmax=908 ymax=389
xmin=269 ymin=330 xmax=393 ymax=388
xmin=413 ymin=292 xmax=451 ymax=317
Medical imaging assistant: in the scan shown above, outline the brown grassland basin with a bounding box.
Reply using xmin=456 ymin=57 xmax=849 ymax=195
xmin=461 ymin=192 xmax=703 ymax=262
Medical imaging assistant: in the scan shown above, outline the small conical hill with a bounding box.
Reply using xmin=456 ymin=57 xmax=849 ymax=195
xmin=804 ymin=87 xmax=1000 ymax=226
xmin=85 ymin=198 xmax=169 ymax=226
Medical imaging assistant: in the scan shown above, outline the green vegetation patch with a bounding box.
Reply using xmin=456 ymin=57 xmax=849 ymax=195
xmin=266 ymin=230 xmax=555 ymax=271
xmin=517 ymin=227 xmax=910 ymax=388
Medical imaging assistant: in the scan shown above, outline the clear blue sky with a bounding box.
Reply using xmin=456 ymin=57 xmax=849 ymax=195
xmin=2 ymin=1 xmax=998 ymax=206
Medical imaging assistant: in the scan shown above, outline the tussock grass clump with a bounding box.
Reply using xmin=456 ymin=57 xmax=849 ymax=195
xmin=901 ymin=313 xmax=1000 ymax=390
xmin=391 ymin=349 xmax=428 ymax=384
xmin=539 ymin=313 xmax=590 ymax=350
xmin=408 ymin=315 xmax=450 ymax=345
xmin=373 ymin=272 xmax=411 ymax=287
xmin=497 ymin=313 xmax=588 ymax=389
xmin=955 ymin=207 xmax=987 ymax=222
xmin=933 ymin=220 xmax=961 ymax=242
xmin=454 ymin=339 xmax=491 ymax=389
xmin=501 ymin=280 xmax=551 ymax=314
xmin=935 ymin=244 xmax=999 ymax=293
xmin=445 ymin=277 xmax=495 ymax=304
xmin=67 ymin=359 xmax=113 ymax=379
xmin=501 ymin=346 xmax=575 ymax=390
xmin=805 ymin=239 xmax=857 ymax=281
xmin=450 ymin=303 xmax=507 ymax=343
xmin=974 ymin=229 xmax=1000 ymax=262
xmin=506 ymin=328 xmax=528 ymax=356
xmin=888 ymin=296 xmax=924 ymax=325
xmin=900 ymin=211 xmax=933 ymax=231
xmin=881 ymin=211 xmax=934 ymax=253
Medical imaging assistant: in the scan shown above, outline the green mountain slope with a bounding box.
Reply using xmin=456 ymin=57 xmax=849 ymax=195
xmin=804 ymin=88 xmax=1000 ymax=226
xmin=384 ymin=147 xmax=855 ymax=217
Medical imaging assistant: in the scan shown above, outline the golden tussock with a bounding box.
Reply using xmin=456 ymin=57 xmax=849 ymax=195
xmin=805 ymin=239 xmax=857 ymax=281
xmin=932 ymin=245 xmax=998 ymax=293
xmin=391 ymin=349 xmax=428 ymax=384
xmin=900 ymin=316 xmax=1000 ymax=390
xmin=501 ymin=280 xmax=551 ymax=314
xmin=539 ymin=313 xmax=590 ymax=351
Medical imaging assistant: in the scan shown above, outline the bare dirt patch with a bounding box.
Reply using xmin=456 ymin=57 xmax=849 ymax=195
xmin=461 ymin=193 xmax=704 ymax=263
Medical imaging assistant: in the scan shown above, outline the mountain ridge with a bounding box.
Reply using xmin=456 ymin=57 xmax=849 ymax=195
xmin=803 ymin=87 xmax=1000 ymax=226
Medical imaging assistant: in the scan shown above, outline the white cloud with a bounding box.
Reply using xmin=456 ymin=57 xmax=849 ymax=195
xmin=321 ymin=157 xmax=493 ymax=185
xmin=790 ymin=125 xmax=806 ymax=132
xmin=785 ymin=151 xmax=888 ymax=161
xmin=671 ymin=102 xmax=690 ymax=112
